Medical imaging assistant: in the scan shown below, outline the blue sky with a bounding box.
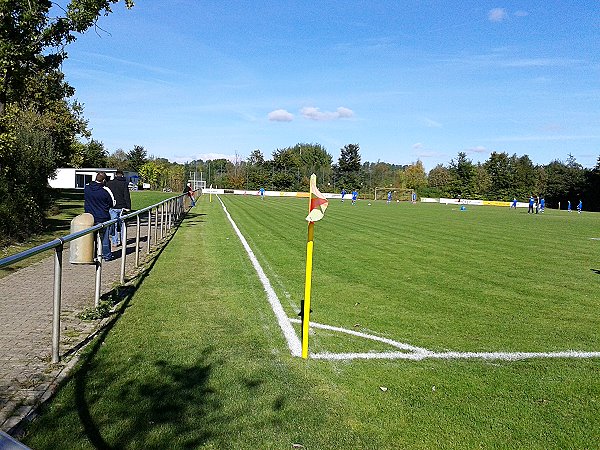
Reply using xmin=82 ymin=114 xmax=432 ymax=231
xmin=59 ymin=1 xmax=599 ymax=171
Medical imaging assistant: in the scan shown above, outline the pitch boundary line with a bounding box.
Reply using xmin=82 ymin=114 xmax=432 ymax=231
xmin=218 ymin=195 xmax=600 ymax=362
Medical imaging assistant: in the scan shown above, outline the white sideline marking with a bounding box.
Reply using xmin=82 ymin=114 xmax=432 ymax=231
xmin=289 ymin=320 xmax=600 ymax=361
xmin=310 ymin=350 xmax=600 ymax=361
xmin=219 ymin=196 xmax=600 ymax=362
xmin=217 ymin=196 xmax=302 ymax=357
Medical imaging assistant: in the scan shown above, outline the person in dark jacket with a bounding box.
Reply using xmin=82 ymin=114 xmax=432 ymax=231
xmin=184 ymin=182 xmax=195 ymax=206
xmin=106 ymin=170 xmax=132 ymax=247
xmin=84 ymin=172 xmax=116 ymax=261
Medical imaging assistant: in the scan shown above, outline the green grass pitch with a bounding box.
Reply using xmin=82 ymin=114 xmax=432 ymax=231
xmin=22 ymin=194 xmax=600 ymax=449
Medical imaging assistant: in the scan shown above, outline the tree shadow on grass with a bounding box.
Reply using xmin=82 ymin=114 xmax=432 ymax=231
xmin=180 ymin=212 xmax=207 ymax=226
xmin=73 ymin=347 xmax=220 ymax=449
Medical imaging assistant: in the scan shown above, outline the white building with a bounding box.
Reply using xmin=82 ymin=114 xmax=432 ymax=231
xmin=48 ymin=168 xmax=139 ymax=189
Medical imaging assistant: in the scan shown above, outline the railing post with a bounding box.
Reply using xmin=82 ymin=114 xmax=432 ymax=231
xmin=160 ymin=203 xmax=164 ymax=240
xmin=95 ymin=231 xmax=102 ymax=308
xmin=147 ymin=209 xmax=152 ymax=254
xmin=168 ymin=199 xmax=172 ymax=230
xmin=135 ymin=214 xmax=141 ymax=267
xmin=154 ymin=206 xmax=158 ymax=245
xmin=52 ymin=244 xmax=63 ymax=363
xmin=120 ymin=219 xmax=127 ymax=284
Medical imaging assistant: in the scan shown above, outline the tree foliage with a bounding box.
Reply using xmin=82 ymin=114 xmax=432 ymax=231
xmin=0 ymin=0 xmax=133 ymax=245
xmin=126 ymin=145 xmax=148 ymax=172
xmin=71 ymin=139 xmax=108 ymax=168
xmin=335 ymin=143 xmax=361 ymax=190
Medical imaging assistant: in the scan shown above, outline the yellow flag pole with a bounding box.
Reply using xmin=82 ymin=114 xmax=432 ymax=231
xmin=302 ymin=174 xmax=318 ymax=359
xmin=302 ymin=220 xmax=315 ymax=359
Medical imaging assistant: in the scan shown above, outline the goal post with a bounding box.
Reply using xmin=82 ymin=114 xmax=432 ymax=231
xmin=373 ymin=188 xmax=414 ymax=201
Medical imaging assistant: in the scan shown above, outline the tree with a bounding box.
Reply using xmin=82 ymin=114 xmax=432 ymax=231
xmin=335 ymin=144 xmax=361 ymax=189
xmin=106 ymin=148 xmax=128 ymax=170
xmin=404 ymin=160 xmax=427 ymax=191
xmin=138 ymin=161 xmax=163 ymax=189
xmin=483 ymin=152 xmax=510 ymax=200
xmin=428 ymin=165 xmax=450 ymax=189
xmin=473 ymin=163 xmax=492 ymax=198
xmin=510 ymin=154 xmax=537 ymax=199
xmin=126 ymin=145 xmax=148 ymax=173
xmin=448 ymin=152 xmax=475 ymax=198
xmin=71 ymin=139 xmax=108 ymax=168
xmin=247 ymin=149 xmax=265 ymax=166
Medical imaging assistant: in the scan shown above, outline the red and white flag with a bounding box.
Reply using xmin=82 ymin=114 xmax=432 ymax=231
xmin=305 ymin=174 xmax=328 ymax=222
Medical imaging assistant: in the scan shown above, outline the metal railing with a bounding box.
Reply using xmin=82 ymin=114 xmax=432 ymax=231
xmin=0 ymin=191 xmax=196 ymax=363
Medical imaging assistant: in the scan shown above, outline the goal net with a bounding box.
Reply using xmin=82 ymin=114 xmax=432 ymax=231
xmin=373 ymin=188 xmax=414 ymax=201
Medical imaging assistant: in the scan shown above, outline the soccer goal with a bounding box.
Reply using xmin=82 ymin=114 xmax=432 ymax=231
xmin=373 ymin=188 xmax=415 ymax=202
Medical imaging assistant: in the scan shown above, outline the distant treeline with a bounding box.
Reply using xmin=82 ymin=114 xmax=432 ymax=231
xmin=185 ymin=145 xmax=600 ymax=212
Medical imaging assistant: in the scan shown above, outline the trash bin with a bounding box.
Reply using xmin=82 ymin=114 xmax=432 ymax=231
xmin=69 ymin=213 xmax=95 ymax=264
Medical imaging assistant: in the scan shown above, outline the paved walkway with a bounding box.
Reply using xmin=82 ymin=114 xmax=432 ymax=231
xmin=0 ymin=218 xmax=169 ymax=433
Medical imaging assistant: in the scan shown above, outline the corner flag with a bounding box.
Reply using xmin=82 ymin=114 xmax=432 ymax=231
xmin=305 ymin=175 xmax=328 ymax=222
xmin=302 ymin=173 xmax=328 ymax=359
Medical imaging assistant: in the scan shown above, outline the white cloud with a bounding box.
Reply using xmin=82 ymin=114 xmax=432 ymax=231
xmin=422 ymin=117 xmax=443 ymax=128
xmin=412 ymin=143 xmax=424 ymax=150
xmin=467 ymin=146 xmax=488 ymax=153
xmin=336 ymin=107 xmax=355 ymax=118
xmin=499 ymin=58 xmax=582 ymax=68
xmin=268 ymin=109 xmax=294 ymax=122
xmin=171 ymin=153 xmax=238 ymax=163
xmin=514 ymin=10 xmax=529 ymax=17
xmin=301 ymin=106 xmax=354 ymax=121
xmin=488 ymin=8 xmax=508 ymax=22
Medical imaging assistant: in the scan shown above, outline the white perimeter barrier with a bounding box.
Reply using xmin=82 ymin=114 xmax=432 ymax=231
xmin=203 ymin=188 xmax=341 ymax=199
xmin=422 ymin=197 xmax=529 ymax=208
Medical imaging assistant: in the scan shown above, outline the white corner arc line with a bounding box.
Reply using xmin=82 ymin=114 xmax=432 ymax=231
xmin=217 ymin=196 xmax=302 ymax=357
xmin=288 ymin=318 xmax=432 ymax=355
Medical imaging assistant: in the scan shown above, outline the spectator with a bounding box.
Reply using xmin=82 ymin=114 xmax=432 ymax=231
xmin=84 ymin=172 xmax=116 ymax=261
xmin=106 ymin=170 xmax=131 ymax=248
xmin=184 ymin=182 xmax=195 ymax=206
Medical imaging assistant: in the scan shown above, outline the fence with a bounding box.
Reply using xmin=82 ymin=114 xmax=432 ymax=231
xmin=0 ymin=192 xmax=195 ymax=364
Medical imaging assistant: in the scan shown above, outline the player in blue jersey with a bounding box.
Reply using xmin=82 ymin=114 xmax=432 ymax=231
xmin=259 ymin=187 xmax=265 ymax=200
xmin=568 ymin=200 xmax=571 ymax=212
xmin=511 ymin=197 xmax=517 ymax=208
xmin=528 ymin=195 xmax=535 ymax=214
xmin=577 ymin=199 xmax=582 ymax=213
xmin=341 ymin=188 xmax=346 ymax=202
xmin=387 ymin=191 xmax=392 ymax=204
xmin=351 ymin=190 xmax=358 ymax=205
xmin=540 ymin=196 xmax=545 ymax=213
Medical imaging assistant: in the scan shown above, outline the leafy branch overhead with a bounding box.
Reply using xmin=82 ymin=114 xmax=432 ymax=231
xmin=0 ymin=0 xmax=133 ymax=115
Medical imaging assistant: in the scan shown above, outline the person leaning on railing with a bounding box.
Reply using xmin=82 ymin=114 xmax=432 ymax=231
xmin=84 ymin=172 xmax=116 ymax=261
xmin=184 ymin=182 xmax=195 ymax=207
xmin=106 ymin=170 xmax=132 ymax=248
